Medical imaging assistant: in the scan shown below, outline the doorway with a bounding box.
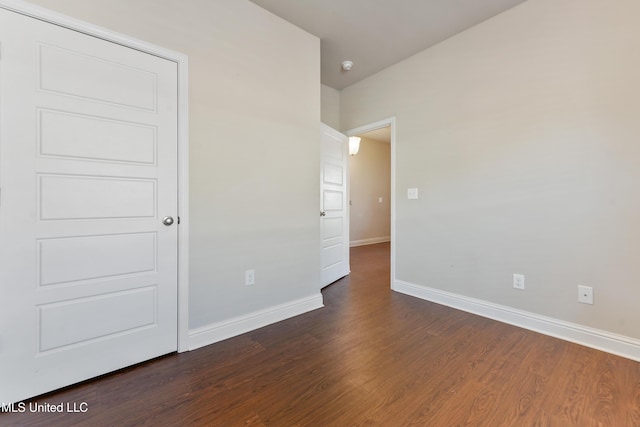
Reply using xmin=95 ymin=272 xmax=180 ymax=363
xmin=349 ymin=126 xmax=391 ymax=246
xmin=346 ymin=118 xmax=396 ymax=287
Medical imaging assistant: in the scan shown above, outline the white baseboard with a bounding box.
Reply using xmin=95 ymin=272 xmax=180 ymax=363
xmin=188 ymin=293 xmax=324 ymax=351
xmin=393 ymin=280 xmax=640 ymax=362
xmin=350 ymin=236 xmax=391 ymax=247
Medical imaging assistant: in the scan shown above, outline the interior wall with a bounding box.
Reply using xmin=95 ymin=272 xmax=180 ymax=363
xmin=341 ymin=0 xmax=640 ymax=340
xmin=349 ymin=138 xmax=391 ymax=245
xmin=321 ymin=84 xmax=340 ymax=130
xmin=26 ymin=0 xmax=322 ymax=330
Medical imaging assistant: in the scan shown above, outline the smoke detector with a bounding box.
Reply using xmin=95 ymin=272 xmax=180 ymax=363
xmin=341 ymin=60 xmax=353 ymax=71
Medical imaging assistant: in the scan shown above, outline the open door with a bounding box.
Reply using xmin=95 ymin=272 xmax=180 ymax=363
xmin=320 ymin=124 xmax=350 ymax=287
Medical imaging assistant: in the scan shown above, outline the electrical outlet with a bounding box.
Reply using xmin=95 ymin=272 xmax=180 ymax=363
xmin=578 ymin=285 xmax=593 ymax=305
xmin=245 ymin=269 xmax=255 ymax=286
xmin=513 ymin=273 xmax=525 ymax=290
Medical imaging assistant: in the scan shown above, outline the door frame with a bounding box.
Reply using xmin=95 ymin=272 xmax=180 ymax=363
xmin=0 ymin=0 xmax=190 ymax=352
xmin=345 ymin=117 xmax=396 ymax=288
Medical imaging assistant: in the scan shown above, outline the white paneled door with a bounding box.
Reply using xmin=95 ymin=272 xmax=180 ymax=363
xmin=320 ymin=124 xmax=350 ymax=287
xmin=0 ymin=8 xmax=178 ymax=403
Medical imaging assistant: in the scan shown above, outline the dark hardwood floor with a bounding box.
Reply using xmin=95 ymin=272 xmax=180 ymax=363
xmin=3 ymin=242 xmax=640 ymax=426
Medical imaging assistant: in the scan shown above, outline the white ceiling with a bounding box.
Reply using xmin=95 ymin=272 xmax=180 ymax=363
xmin=249 ymin=0 xmax=528 ymax=90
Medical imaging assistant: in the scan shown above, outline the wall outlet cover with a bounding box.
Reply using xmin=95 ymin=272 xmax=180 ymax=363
xmin=578 ymin=285 xmax=593 ymax=305
xmin=245 ymin=269 xmax=255 ymax=286
xmin=513 ymin=273 xmax=525 ymax=290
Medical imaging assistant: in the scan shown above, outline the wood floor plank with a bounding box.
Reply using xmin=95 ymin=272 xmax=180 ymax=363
xmin=2 ymin=242 xmax=640 ymax=426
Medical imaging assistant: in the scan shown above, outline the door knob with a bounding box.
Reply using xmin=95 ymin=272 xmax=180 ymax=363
xmin=162 ymin=216 xmax=175 ymax=226
xmin=320 ymin=211 xmax=326 ymax=217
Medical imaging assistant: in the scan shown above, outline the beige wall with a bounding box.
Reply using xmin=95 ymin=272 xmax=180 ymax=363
xmin=342 ymin=0 xmax=640 ymax=339
xmin=321 ymin=84 xmax=340 ymax=129
xmin=349 ymin=138 xmax=391 ymax=245
xmin=26 ymin=0 xmax=321 ymax=330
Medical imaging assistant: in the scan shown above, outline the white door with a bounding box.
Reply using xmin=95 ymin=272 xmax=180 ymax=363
xmin=320 ymin=124 xmax=350 ymax=287
xmin=0 ymin=8 xmax=178 ymax=403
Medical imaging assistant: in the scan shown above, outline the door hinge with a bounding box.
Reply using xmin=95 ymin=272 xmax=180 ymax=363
xmin=177 ymin=216 xmax=181 ymax=225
